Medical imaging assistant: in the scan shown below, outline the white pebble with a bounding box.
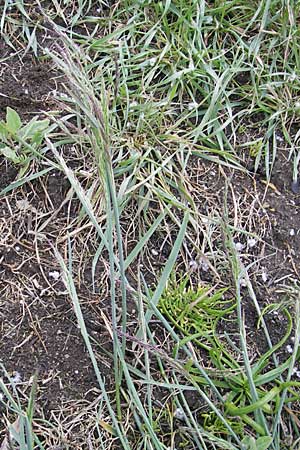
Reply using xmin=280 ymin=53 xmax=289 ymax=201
xmin=261 ymin=271 xmax=268 ymax=283
xmin=149 ymin=57 xmax=156 ymax=66
xmin=11 ymin=372 xmax=21 ymax=385
xmin=189 ymin=260 xmax=198 ymax=271
xmin=174 ymin=408 xmax=185 ymax=421
xmin=286 ymin=344 xmax=293 ymax=354
xmin=188 ymin=101 xmax=198 ymax=110
xmin=151 ymin=249 xmax=159 ymax=256
xmin=292 ymin=367 xmax=300 ymax=378
xmin=49 ymin=270 xmax=60 ymax=281
xmin=247 ymin=238 xmax=256 ymax=248
xmin=235 ymin=242 xmax=244 ymax=252
xmin=129 ymin=101 xmax=138 ymax=108
xmin=199 ymin=258 xmax=209 ymax=272
xmin=240 ymin=278 xmax=247 ymax=288
xmin=290 ymin=229 xmax=295 ymax=236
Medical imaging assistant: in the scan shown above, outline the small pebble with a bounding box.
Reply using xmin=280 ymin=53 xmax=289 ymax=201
xmin=290 ymin=229 xmax=295 ymax=236
xmin=189 ymin=260 xmax=198 ymax=271
xmin=199 ymin=258 xmax=209 ymax=272
xmin=174 ymin=408 xmax=185 ymax=421
xmin=151 ymin=249 xmax=159 ymax=256
xmin=240 ymin=278 xmax=247 ymax=288
xmin=188 ymin=101 xmax=198 ymax=110
xmin=247 ymin=238 xmax=256 ymax=248
xmin=130 ymin=101 xmax=138 ymax=107
xmin=286 ymin=344 xmax=293 ymax=354
xmin=235 ymin=242 xmax=244 ymax=252
xmin=261 ymin=271 xmax=268 ymax=283
xmin=149 ymin=57 xmax=156 ymax=66
xmin=292 ymin=367 xmax=300 ymax=378
xmin=11 ymin=371 xmax=21 ymax=385
xmin=49 ymin=270 xmax=60 ymax=281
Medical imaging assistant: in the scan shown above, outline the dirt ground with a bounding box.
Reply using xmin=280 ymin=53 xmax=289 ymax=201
xmin=1 ymin=36 xmax=300 ymax=448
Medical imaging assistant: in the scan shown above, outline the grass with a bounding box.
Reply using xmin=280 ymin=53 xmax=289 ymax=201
xmin=0 ymin=1 xmax=300 ymax=449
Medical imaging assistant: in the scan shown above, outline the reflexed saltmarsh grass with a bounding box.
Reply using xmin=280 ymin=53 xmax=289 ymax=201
xmin=1 ymin=1 xmax=300 ymax=449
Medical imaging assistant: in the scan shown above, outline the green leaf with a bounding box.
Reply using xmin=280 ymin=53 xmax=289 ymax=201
xmin=226 ymin=387 xmax=280 ymax=416
xmin=0 ymin=167 xmax=53 ymax=196
xmin=19 ymin=118 xmax=50 ymax=141
xmin=0 ymin=121 xmax=8 ymax=139
xmin=241 ymin=436 xmax=273 ymax=450
xmin=17 ymin=160 xmax=30 ymax=179
xmin=256 ymin=437 xmax=273 ymax=450
xmin=0 ymin=146 xmax=20 ymax=163
xmin=6 ymin=107 xmax=22 ymax=134
xmin=241 ymin=436 xmax=256 ymax=450
xmin=140 ymin=211 xmax=190 ymax=330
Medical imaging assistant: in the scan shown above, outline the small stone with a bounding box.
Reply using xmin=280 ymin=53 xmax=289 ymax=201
xmin=151 ymin=249 xmax=159 ymax=256
xmin=199 ymin=258 xmax=209 ymax=272
xmin=240 ymin=278 xmax=247 ymax=288
xmin=49 ymin=271 xmax=60 ymax=281
xmin=11 ymin=371 xmax=21 ymax=385
xmin=286 ymin=344 xmax=293 ymax=354
xmin=174 ymin=408 xmax=185 ymax=421
xmin=189 ymin=260 xmax=198 ymax=271
xmin=290 ymin=229 xmax=295 ymax=236
xmin=129 ymin=101 xmax=138 ymax=109
xmin=247 ymin=238 xmax=256 ymax=248
xmin=261 ymin=271 xmax=268 ymax=283
xmin=235 ymin=242 xmax=244 ymax=252
xmin=188 ymin=101 xmax=198 ymax=110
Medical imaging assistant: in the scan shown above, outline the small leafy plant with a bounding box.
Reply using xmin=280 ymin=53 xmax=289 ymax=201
xmin=159 ymin=274 xmax=300 ymax=443
xmin=158 ymin=274 xmax=235 ymax=351
xmin=0 ymin=107 xmax=50 ymax=177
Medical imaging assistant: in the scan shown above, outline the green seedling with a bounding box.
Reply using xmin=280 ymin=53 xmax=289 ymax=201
xmin=0 ymin=107 xmax=50 ymax=178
